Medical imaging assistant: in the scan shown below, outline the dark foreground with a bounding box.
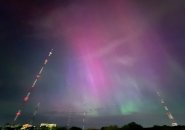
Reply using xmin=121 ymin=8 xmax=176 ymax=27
xmin=1 ymin=122 xmax=185 ymax=130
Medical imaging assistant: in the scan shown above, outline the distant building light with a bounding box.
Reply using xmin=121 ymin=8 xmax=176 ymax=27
xmin=172 ymin=122 xmax=178 ymax=126
xmin=21 ymin=124 xmax=33 ymax=130
xmin=40 ymin=123 xmax=57 ymax=128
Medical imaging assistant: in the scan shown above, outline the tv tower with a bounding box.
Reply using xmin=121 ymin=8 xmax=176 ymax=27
xmin=30 ymin=102 xmax=40 ymax=125
xmin=13 ymin=49 xmax=54 ymax=122
xmin=82 ymin=112 xmax=86 ymax=130
xmin=156 ymin=91 xmax=178 ymax=126
xmin=67 ymin=111 xmax=72 ymax=130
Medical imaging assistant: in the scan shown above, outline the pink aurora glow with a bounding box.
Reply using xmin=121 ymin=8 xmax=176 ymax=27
xmin=38 ymin=1 xmax=169 ymax=116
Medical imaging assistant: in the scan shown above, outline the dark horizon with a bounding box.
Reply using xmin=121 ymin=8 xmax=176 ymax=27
xmin=2 ymin=122 xmax=185 ymax=130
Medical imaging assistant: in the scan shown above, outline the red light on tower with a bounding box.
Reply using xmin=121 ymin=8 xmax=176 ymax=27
xmin=16 ymin=110 xmax=21 ymax=116
xmin=24 ymin=96 xmax=29 ymax=102
xmin=36 ymin=75 xmax=40 ymax=78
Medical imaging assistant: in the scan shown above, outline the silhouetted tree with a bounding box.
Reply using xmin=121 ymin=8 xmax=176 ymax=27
xmin=87 ymin=128 xmax=99 ymax=130
xmin=69 ymin=127 xmax=82 ymax=130
xmin=40 ymin=126 xmax=48 ymax=130
xmin=101 ymin=125 xmax=118 ymax=130
xmin=120 ymin=122 xmax=143 ymax=130
xmin=56 ymin=127 xmax=68 ymax=130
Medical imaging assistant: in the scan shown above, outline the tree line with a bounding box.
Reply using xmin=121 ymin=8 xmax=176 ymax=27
xmin=2 ymin=122 xmax=185 ymax=130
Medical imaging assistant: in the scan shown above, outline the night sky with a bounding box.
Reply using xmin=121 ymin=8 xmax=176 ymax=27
xmin=1 ymin=0 xmax=185 ymax=128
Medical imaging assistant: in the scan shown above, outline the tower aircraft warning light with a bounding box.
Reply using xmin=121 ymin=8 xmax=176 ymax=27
xmin=13 ymin=49 xmax=54 ymax=122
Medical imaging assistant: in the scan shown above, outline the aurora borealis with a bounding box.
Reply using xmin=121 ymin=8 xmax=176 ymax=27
xmin=0 ymin=0 xmax=185 ymax=128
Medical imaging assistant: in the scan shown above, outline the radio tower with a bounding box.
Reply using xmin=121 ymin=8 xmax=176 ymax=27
xmin=13 ymin=49 xmax=54 ymax=122
xmin=67 ymin=112 xmax=72 ymax=130
xmin=82 ymin=112 xmax=86 ymax=130
xmin=156 ymin=91 xmax=178 ymax=126
xmin=30 ymin=102 xmax=40 ymax=125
